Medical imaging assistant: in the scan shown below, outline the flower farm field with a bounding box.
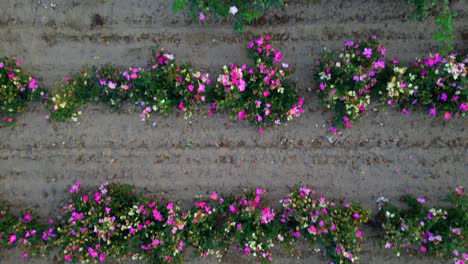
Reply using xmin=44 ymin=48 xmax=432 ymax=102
xmin=0 ymin=0 xmax=467 ymax=263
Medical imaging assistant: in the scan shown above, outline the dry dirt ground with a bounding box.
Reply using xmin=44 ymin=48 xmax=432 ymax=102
xmin=0 ymin=0 xmax=467 ymax=263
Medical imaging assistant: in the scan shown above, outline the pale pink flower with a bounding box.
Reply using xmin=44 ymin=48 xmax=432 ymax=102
xmin=199 ymin=12 xmax=205 ymax=21
xmin=229 ymin=6 xmax=238 ymax=16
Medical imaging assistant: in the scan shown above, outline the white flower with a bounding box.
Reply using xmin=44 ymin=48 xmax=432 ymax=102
xmin=229 ymin=6 xmax=238 ymax=16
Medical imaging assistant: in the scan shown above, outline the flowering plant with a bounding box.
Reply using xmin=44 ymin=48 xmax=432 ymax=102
xmin=383 ymin=53 xmax=467 ymax=119
xmin=186 ymin=188 xmax=280 ymax=263
xmin=95 ymin=64 xmax=134 ymax=109
xmin=377 ymin=187 xmax=467 ymax=263
xmin=316 ymin=36 xmax=386 ymax=130
xmin=280 ymin=185 xmax=370 ymax=263
xmin=172 ymin=0 xmax=284 ymax=32
xmin=0 ymin=206 xmax=55 ymax=259
xmin=214 ymin=36 xmax=304 ymax=133
xmin=132 ymin=49 xmax=211 ymax=120
xmin=0 ymin=57 xmax=46 ymax=125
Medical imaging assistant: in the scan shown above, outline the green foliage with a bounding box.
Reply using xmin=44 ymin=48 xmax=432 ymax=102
xmin=406 ymin=0 xmax=458 ymax=54
xmin=378 ymin=187 xmax=467 ymax=260
xmin=0 ymin=57 xmax=47 ymax=126
xmin=172 ymin=0 xmax=284 ymax=32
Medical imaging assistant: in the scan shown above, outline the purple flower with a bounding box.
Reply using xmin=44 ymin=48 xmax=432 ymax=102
xmin=429 ymin=107 xmax=437 ymax=116
xmin=363 ymin=48 xmax=372 ymax=59
xmin=440 ymin=93 xmax=447 ymax=101
xmin=417 ymin=197 xmax=426 ymax=203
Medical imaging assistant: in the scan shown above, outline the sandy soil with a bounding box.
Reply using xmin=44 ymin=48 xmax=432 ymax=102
xmin=0 ymin=0 xmax=467 ymax=263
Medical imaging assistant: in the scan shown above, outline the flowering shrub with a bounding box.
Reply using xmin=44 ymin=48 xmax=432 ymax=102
xmin=132 ymin=49 xmax=211 ymax=120
xmin=54 ymin=182 xmax=187 ymax=263
xmin=95 ymin=64 xmax=133 ymax=109
xmin=280 ymin=185 xmax=370 ymax=263
xmin=0 ymin=57 xmax=46 ymax=125
xmin=383 ymin=53 xmax=467 ymax=119
xmin=172 ymin=0 xmax=284 ymax=32
xmin=0 ymin=206 xmax=55 ymax=259
xmin=377 ymin=187 xmax=467 ymax=263
xmin=316 ymin=36 xmax=387 ymax=130
xmin=214 ymin=36 xmax=304 ymax=133
xmin=186 ymin=188 xmax=280 ymax=262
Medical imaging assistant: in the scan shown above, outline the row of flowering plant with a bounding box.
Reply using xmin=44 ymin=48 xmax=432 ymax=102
xmin=280 ymin=185 xmax=370 ymax=264
xmin=172 ymin=0 xmax=284 ymax=32
xmin=377 ymin=187 xmax=467 ymax=264
xmin=383 ymin=53 xmax=467 ymax=119
xmin=0 ymin=57 xmax=47 ymax=125
xmin=316 ymin=36 xmax=387 ymax=130
xmin=213 ymin=36 xmax=304 ymax=133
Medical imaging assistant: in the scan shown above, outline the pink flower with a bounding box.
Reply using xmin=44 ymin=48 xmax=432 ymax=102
xmin=22 ymin=252 xmax=28 ymax=259
xmin=64 ymin=255 xmax=71 ymax=261
xmin=188 ymin=84 xmax=194 ymax=92
xmin=258 ymin=127 xmax=265 ymax=133
xmin=210 ymin=192 xmax=218 ymax=200
xmin=9 ymin=234 xmax=17 ymax=243
xmin=99 ymin=253 xmax=105 ymax=262
xmin=353 ymin=213 xmax=360 ymax=220
xmin=420 ymin=246 xmax=427 ymax=253
xmin=8 ymin=73 xmax=15 ymax=79
xmin=444 ymin=112 xmax=451 ymax=120
xmin=178 ymin=101 xmax=185 ymax=111
xmin=263 ymin=90 xmax=269 ymax=97
xmin=359 ymin=105 xmax=366 ymax=111
xmin=238 ymin=110 xmax=246 ymax=120
xmin=274 ymin=51 xmax=283 ymax=63
xmin=199 ymin=12 xmax=205 ymax=21
xmin=256 ymin=188 xmax=264 ymax=195
xmin=167 ymin=202 xmax=174 ymax=210
xmin=260 ymin=207 xmax=275 ymax=224
xmin=29 ymin=78 xmax=38 ymax=89
xmin=23 ymin=212 xmax=32 ymax=222
xmin=257 ymin=114 xmax=263 ymax=122
xmin=402 ymin=108 xmax=410 ymax=115
xmin=0 ymin=62 xmax=3 ymax=68
xmin=229 ymin=204 xmax=238 ymax=213
xmin=83 ymin=195 xmax=89 ymax=202
xmin=356 ymin=230 xmax=362 ymax=238
xmin=456 ymin=187 xmax=463 ymax=195
xmin=429 ymin=107 xmax=437 ymax=116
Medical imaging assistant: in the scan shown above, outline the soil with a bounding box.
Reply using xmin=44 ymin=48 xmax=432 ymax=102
xmin=0 ymin=0 xmax=467 ymax=263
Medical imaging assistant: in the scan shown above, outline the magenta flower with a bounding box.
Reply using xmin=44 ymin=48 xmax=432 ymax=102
xmin=263 ymin=90 xmax=269 ymax=97
xmin=8 ymin=73 xmax=15 ymax=79
xmin=402 ymin=108 xmax=410 ymax=115
xmin=178 ymin=101 xmax=185 ymax=111
xmin=99 ymin=252 xmax=105 ymax=262
xmin=29 ymin=78 xmax=38 ymax=89
xmin=257 ymin=114 xmax=263 ymax=122
xmin=441 ymin=93 xmax=447 ymax=101
xmin=258 ymin=127 xmax=265 ymax=133
xmin=353 ymin=213 xmax=360 ymax=220
xmin=64 ymin=255 xmax=71 ymax=261
xmin=429 ymin=107 xmax=437 ymax=116
xmin=199 ymin=12 xmax=205 ymax=21
xmin=460 ymin=103 xmax=467 ymax=112
xmin=8 ymin=234 xmax=16 ymax=244
xmin=260 ymin=207 xmax=275 ymax=224
xmin=420 ymin=246 xmax=427 ymax=253
xmin=210 ymin=192 xmax=218 ymax=200
xmin=238 ymin=110 xmax=246 ymax=120
xmin=456 ymin=187 xmax=463 ymax=195
xmin=0 ymin=62 xmax=3 ymax=68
